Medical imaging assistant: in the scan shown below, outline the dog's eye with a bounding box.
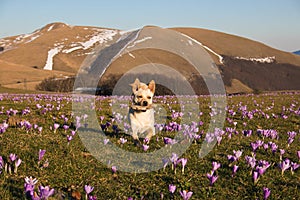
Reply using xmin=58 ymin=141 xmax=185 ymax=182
xmin=147 ymin=96 xmax=151 ymax=99
xmin=137 ymin=95 xmax=142 ymax=98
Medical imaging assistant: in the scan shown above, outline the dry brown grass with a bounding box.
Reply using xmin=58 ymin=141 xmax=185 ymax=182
xmin=1 ymin=23 xmax=300 ymax=93
xmin=171 ymin=27 xmax=300 ymax=66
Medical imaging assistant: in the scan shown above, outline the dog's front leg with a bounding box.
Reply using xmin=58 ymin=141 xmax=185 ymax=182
xmin=129 ymin=113 xmax=140 ymax=140
xmin=145 ymin=127 xmax=155 ymax=144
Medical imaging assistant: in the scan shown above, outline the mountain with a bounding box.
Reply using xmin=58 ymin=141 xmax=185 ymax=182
xmin=1 ymin=22 xmax=300 ymax=94
xmin=293 ymin=50 xmax=300 ymax=55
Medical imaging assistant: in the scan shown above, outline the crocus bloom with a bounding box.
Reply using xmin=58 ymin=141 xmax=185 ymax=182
xmin=207 ymin=172 xmax=218 ymax=186
xmin=9 ymin=153 xmax=17 ymax=162
xmin=111 ymin=166 xmax=117 ymax=173
xmin=227 ymin=155 xmax=237 ymax=163
xmin=297 ymin=151 xmax=300 ymax=160
xmin=88 ymin=195 xmax=97 ymax=200
xmin=38 ymin=185 xmax=55 ymax=199
xmin=168 ymin=184 xmax=176 ymax=194
xmin=212 ymin=161 xmax=221 ymax=172
xmin=53 ymin=123 xmax=60 ymax=132
xmin=263 ymin=187 xmax=271 ymax=200
xmin=233 ymin=150 xmax=243 ymax=160
xmin=179 ymin=190 xmax=193 ymax=200
xmin=67 ymin=135 xmax=73 ymax=143
xmin=71 ymin=130 xmax=76 ymax=136
xmin=253 ymin=171 xmax=259 ymax=184
xmin=63 ymin=125 xmax=69 ymax=131
xmin=84 ymin=185 xmax=94 ymax=194
xmin=119 ymin=138 xmax=127 ymax=144
xmin=39 ymin=149 xmax=46 ymax=161
xmin=291 ymin=162 xmax=300 ymax=175
xmin=232 ymin=165 xmax=239 ymax=177
xmin=38 ymin=126 xmax=43 ymax=133
xmin=142 ymin=144 xmax=149 ymax=151
xmin=279 ymin=158 xmax=291 ymax=175
xmin=103 ymin=138 xmax=109 ymax=145
xmin=245 ymin=155 xmax=256 ymax=169
xmin=162 ymin=158 xmax=169 ymax=171
xmin=24 ymin=176 xmax=38 ymax=196
xmin=180 ymin=158 xmax=188 ymax=174
xmin=279 ymin=149 xmax=285 ymax=160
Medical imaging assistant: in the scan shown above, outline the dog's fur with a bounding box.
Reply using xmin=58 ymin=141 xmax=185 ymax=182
xmin=128 ymin=78 xmax=155 ymax=143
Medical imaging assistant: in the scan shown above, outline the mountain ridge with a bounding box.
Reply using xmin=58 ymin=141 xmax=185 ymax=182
xmin=1 ymin=22 xmax=300 ymax=94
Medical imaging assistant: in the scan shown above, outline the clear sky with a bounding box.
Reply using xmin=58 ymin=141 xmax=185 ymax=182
xmin=0 ymin=0 xmax=299 ymax=52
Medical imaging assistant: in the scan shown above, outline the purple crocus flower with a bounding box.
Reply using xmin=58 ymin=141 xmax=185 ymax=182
xmin=263 ymin=187 xmax=271 ymax=200
xmin=39 ymin=149 xmax=46 ymax=161
xmin=67 ymin=135 xmax=73 ymax=143
xmin=207 ymin=172 xmax=218 ymax=186
xmin=233 ymin=150 xmax=243 ymax=160
xmin=179 ymin=190 xmax=193 ymax=200
xmin=251 ymin=142 xmax=259 ymax=152
xmin=63 ymin=125 xmax=69 ymax=131
xmin=100 ymin=116 xmax=104 ymax=122
xmin=119 ymin=138 xmax=127 ymax=144
xmin=38 ymin=126 xmax=43 ymax=133
xmin=9 ymin=153 xmax=17 ymax=162
xmin=168 ymin=184 xmax=176 ymax=194
xmin=212 ymin=161 xmax=221 ymax=172
xmin=38 ymin=185 xmax=55 ymax=199
xmin=180 ymin=158 xmax=188 ymax=174
xmin=245 ymin=156 xmax=256 ymax=169
xmin=24 ymin=176 xmax=38 ymax=195
xmin=53 ymin=123 xmax=60 ymax=131
xmin=162 ymin=158 xmax=169 ymax=171
xmin=103 ymin=138 xmax=109 ymax=145
xmin=263 ymin=143 xmax=269 ymax=151
xmin=15 ymin=158 xmax=22 ymax=168
xmin=71 ymin=130 xmax=76 ymax=136
xmin=253 ymin=171 xmax=259 ymax=184
xmin=88 ymin=195 xmax=97 ymax=200
xmin=84 ymin=185 xmax=94 ymax=195
xmin=297 ymin=151 xmax=300 ymax=161
xmin=111 ymin=166 xmax=117 ymax=173
xmin=269 ymin=142 xmax=278 ymax=153
xmin=227 ymin=155 xmax=237 ymax=163
xmin=232 ymin=165 xmax=239 ymax=177
xmin=0 ymin=156 xmax=3 ymax=168
xmin=170 ymin=153 xmax=179 ymax=167
xmin=256 ymin=166 xmax=267 ymax=176
xmin=142 ymin=144 xmax=149 ymax=151
xmin=291 ymin=162 xmax=300 ymax=175
xmin=164 ymin=137 xmax=174 ymax=145
xmin=279 ymin=158 xmax=291 ymax=175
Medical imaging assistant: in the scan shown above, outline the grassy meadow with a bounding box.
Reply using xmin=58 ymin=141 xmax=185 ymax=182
xmin=0 ymin=92 xmax=299 ymax=199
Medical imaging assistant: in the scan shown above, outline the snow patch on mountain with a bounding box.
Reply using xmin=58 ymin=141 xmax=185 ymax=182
xmin=43 ymin=47 xmax=61 ymax=70
xmin=79 ymin=29 xmax=118 ymax=50
xmin=127 ymin=36 xmax=152 ymax=48
xmin=62 ymin=46 xmax=82 ymax=54
xmin=180 ymin=33 xmax=224 ymax=64
xmin=235 ymin=56 xmax=275 ymax=63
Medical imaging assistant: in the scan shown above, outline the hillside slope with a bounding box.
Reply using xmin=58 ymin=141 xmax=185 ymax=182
xmin=1 ymin=23 xmax=300 ymax=93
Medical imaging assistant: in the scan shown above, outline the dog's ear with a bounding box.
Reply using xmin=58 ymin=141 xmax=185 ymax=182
xmin=148 ymin=80 xmax=155 ymax=93
xmin=130 ymin=78 xmax=140 ymax=93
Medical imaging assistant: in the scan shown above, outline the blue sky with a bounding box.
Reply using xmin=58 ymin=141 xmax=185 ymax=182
xmin=0 ymin=0 xmax=299 ymax=51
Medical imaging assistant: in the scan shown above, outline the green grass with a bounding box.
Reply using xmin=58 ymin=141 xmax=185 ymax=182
xmin=0 ymin=93 xmax=299 ymax=199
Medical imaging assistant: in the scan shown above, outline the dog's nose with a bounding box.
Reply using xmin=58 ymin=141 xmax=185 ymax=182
xmin=142 ymin=101 xmax=148 ymax=106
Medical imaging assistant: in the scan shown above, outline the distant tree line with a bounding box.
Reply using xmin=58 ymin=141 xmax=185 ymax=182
xmin=36 ymin=72 xmax=211 ymax=95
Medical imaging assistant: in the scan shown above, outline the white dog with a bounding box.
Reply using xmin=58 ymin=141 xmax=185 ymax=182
xmin=128 ymin=78 xmax=155 ymax=144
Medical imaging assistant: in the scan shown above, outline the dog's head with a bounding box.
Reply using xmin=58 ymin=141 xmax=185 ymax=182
xmin=130 ymin=78 xmax=155 ymax=108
